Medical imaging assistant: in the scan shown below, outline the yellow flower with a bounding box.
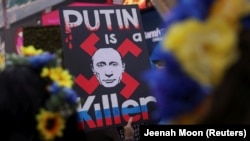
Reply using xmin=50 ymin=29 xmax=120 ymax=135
xmin=21 ymin=45 xmax=43 ymax=56
xmin=0 ymin=53 xmax=5 ymax=71
xmin=36 ymin=109 xmax=65 ymax=141
xmin=163 ymin=19 xmax=239 ymax=86
xmin=209 ymin=0 xmax=250 ymax=29
xmin=41 ymin=67 xmax=73 ymax=88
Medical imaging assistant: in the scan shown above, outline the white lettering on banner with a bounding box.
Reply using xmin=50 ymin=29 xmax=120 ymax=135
xmin=76 ymin=93 xmax=157 ymax=129
xmin=144 ymin=28 xmax=163 ymax=39
xmin=63 ymin=8 xmax=139 ymax=31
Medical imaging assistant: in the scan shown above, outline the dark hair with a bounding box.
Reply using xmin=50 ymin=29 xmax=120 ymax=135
xmin=200 ymin=28 xmax=250 ymax=124
xmin=0 ymin=65 xmax=86 ymax=141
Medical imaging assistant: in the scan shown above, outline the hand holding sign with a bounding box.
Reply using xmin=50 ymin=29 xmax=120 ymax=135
xmin=123 ymin=117 xmax=135 ymax=141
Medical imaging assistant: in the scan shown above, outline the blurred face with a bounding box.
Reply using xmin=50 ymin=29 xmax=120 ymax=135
xmin=91 ymin=48 xmax=125 ymax=88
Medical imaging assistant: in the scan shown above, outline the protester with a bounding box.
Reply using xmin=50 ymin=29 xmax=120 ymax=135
xmin=143 ymin=0 xmax=250 ymax=124
xmin=0 ymin=45 xmax=86 ymax=141
xmin=0 ymin=45 xmax=135 ymax=141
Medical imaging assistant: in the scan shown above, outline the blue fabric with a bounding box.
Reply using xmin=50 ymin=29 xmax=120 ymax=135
xmin=144 ymin=50 xmax=209 ymax=121
xmin=149 ymin=42 xmax=166 ymax=69
xmin=164 ymin=0 xmax=215 ymax=30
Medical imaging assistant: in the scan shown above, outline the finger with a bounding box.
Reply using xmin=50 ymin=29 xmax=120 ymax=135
xmin=126 ymin=117 xmax=133 ymax=126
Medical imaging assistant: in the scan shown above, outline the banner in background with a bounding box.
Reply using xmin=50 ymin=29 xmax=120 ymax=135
xmin=140 ymin=7 xmax=165 ymax=56
xmin=3 ymin=0 xmax=65 ymax=27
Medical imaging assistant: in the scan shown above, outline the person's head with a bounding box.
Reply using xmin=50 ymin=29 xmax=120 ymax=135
xmin=0 ymin=46 xmax=85 ymax=141
xmin=143 ymin=0 xmax=250 ymax=124
xmin=91 ymin=48 xmax=125 ymax=88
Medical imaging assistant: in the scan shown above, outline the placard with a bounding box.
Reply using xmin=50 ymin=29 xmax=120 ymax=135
xmin=59 ymin=5 xmax=157 ymax=131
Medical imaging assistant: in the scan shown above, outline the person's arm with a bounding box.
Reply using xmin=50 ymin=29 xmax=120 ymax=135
xmin=123 ymin=117 xmax=135 ymax=141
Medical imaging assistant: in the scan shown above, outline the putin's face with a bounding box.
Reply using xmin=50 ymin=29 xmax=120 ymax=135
xmin=91 ymin=48 xmax=125 ymax=88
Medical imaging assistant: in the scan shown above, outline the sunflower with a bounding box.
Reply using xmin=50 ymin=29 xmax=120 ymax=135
xmin=36 ymin=109 xmax=65 ymax=141
xmin=41 ymin=67 xmax=73 ymax=88
xmin=21 ymin=45 xmax=43 ymax=56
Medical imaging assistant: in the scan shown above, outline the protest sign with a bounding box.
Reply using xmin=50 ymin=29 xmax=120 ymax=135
xmin=59 ymin=4 xmax=157 ymax=131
